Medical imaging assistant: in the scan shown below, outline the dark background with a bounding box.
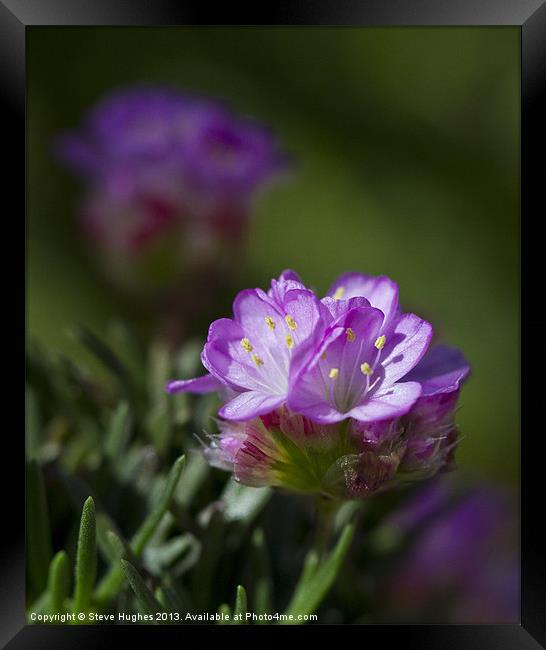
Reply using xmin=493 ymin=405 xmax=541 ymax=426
xmin=27 ymin=26 xmax=519 ymax=486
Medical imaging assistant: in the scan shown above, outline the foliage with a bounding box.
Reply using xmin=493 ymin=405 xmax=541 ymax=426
xmin=25 ymin=323 xmax=493 ymax=624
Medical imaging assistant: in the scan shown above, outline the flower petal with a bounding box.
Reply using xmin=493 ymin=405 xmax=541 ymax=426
xmin=288 ymin=307 xmax=384 ymax=421
xmin=328 ymin=273 xmax=399 ymax=327
xmin=405 ymin=344 xmax=470 ymax=396
xmin=219 ymin=391 xmax=285 ymax=421
xmin=321 ymin=296 xmax=371 ymax=322
xmin=348 ymin=381 xmax=422 ymax=422
xmin=165 ymin=374 xmax=221 ymax=394
xmin=381 ymin=314 xmax=433 ymax=385
xmin=278 ymin=268 xmax=302 ymax=284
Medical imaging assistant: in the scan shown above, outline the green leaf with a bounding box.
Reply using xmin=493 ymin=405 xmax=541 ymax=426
xmin=284 ymin=522 xmax=355 ymax=622
xmin=94 ymin=528 xmax=136 ymax=605
xmin=95 ymin=455 xmax=185 ymax=605
xmin=217 ymin=603 xmax=232 ymax=625
xmin=191 ymin=509 xmax=225 ymax=610
xmin=26 ymin=460 xmax=52 ymax=598
xmin=143 ymin=534 xmax=195 ymax=574
xmin=155 ymin=585 xmax=184 ymax=616
xmin=250 ymin=528 xmax=273 ymax=618
xmin=233 ymin=585 xmax=247 ymax=624
xmin=106 ymin=320 xmax=146 ymax=382
xmin=161 ymin=576 xmax=191 ymax=611
xmin=120 ymin=560 xmax=163 ymax=616
xmin=173 ymin=452 xmax=209 ymax=509
xmin=105 ymin=530 xmax=132 ymax=564
xmin=131 ymin=455 xmax=185 ymax=555
xmin=155 ymin=587 xmax=174 ymax=614
xmin=73 ymin=497 xmax=97 ymax=615
xmin=96 ymin=513 xmax=124 ymax=564
xmin=70 ymin=326 xmax=130 ymax=387
xmin=221 ymin=480 xmax=272 ymax=525
xmin=46 ymin=551 xmax=70 ymax=615
xmin=145 ymin=406 xmax=171 ymax=457
xmin=105 ymin=401 xmax=132 ymax=461
xmin=147 ymin=340 xmax=172 ymax=406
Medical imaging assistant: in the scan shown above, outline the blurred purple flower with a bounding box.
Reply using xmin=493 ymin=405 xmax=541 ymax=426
xmin=58 ymin=88 xmax=286 ymax=198
xmin=382 ymin=478 xmax=519 ymax=622
xmin=56 ymin=86 xmax=289 ymax=281
xmin=169 ymin=270 xmax=470 ymax=499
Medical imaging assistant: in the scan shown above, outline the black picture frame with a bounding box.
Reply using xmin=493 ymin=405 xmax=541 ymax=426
xmin=6 ymin=0 xmax=545 ymax=646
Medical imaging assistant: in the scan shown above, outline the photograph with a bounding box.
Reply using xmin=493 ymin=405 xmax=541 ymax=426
xmin=23 ymin=23 xmax=523 ymax=629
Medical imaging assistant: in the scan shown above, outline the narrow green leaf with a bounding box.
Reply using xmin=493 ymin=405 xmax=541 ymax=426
xmin=96 ymin=513 xmax=124 ymax=564
xmin=221 ymin=480 xmax=272 ymax=524
xmin=95 ymin=455 xmax=185 ymax=605
xmin=173 ymin=452 xmax=209 ymax=509
xmin=70 ymin=326 xmax=130 ymax=386
xmin=217 ymin=603 xmax=232 ymax=625
xmin=284 ymin=522 xmax=355 ymax=622
xmin=155 ymin=585 xmax=185 ymax=616
xmin=298 ymin=550 xmax=320 ymax=586
xmin=251 ymin=528 xmax=273 ymax=618
xmin=131 ymin=455 xmax=185 ymax=555
xmin=106 ymin=320 xmax=146 ymax=382
xmin=145 ymin=341 xmax=172 ymax=454
xmin=120 ymin=560 xmax=163 ymax=616
xmin=94 ymin=529 xmax=137 ymax=604
xmin=46 ymin=551 xmax=70 ymax=615
xmin=191 ymin=509 xmax=225 ymax=610
xmin=143 ymin=534 xmax=195 ymax=574
xmin=105 ymin=401 xmax=132 ymax=461
xmin=27 ymin=592 xmax=48 ymax=621
xmin=73 ymin=497 xmax=97 ymax=615
xmin=233 ymin=585 xmax=247 ymax=624
xmin=105 ymin=530 xmax=129 ymax=562
xmin=26 ymin=460 xmax=52 ymax=597
xmin=161 ymin=576 xmax=191 ymax=610
xmin=155 ymin=587 xmax=173 ymax=613
xmin=145 ymin=405 xmax=171 ymax=457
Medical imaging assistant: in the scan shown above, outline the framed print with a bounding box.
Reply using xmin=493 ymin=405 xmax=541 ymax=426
xmin=4 ymin=0 xmax=545 ymax=646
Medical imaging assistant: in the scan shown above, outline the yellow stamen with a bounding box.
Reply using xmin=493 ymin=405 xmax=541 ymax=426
xmin=346 ymin=327 xmax=356 ymax=342
xmin=240 ymin=338 xmax=253 ymax=352
xmin=361 ymin=362 xmax=373 ymax=376
xmin=285 ymin=314 xmax=297 ymax=330
xmin=251 ymin=354 xmax=264 ymax=366
xmin=265 ymin=315 xmax=276 ymax=330
xmin=333 ymin=286 xmax=345 ymax=300
xmin=329 ymin=367 xmax=339 ymax=379
xmin=285 ymin=334 xmax=294 ymax=349
xmin=374 ymin=335 xmax=386 ymax=350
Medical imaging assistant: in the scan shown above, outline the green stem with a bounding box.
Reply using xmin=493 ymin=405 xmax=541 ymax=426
xmin=313 ymin=496 xmax=341 ymax=558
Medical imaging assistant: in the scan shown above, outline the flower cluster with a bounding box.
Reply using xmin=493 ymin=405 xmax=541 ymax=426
xmin=167 ymin=270 xmax=469 ymax=499
xmin=56 ymin=87 xmax=288 ymax=289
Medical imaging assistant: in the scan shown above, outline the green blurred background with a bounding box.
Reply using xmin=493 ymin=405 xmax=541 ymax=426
xmin=27 ymin=27 xmax=519 ymax=486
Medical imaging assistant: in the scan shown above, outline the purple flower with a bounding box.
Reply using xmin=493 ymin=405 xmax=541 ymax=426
xmin=58 ymin=87 xmax=286 ymax=197
xmin=168 ymin=270 xmax=470 ymax=498
xmin=56 ymin=86 xmax=288 ymax=270
xmin=169 ymin=270 xmax=325 ymax=420
xmin=168 ymin=270 xmax=457 ymax=424
xmin=382 ymin=478 xmax=519 ymax=622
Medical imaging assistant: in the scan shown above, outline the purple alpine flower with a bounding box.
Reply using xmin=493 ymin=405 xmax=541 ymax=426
xmin=168 ymin=270 xmax=470 ymax=498
xmin=168 ymin=271 xmax=326 ymax=420
xmin=168 ymin=270 xmax=441 ymax=424
xmin=55 ymin=86 xmax=289 ymax=288
xmin=57 ymin=87 xmax=286 ymax=200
